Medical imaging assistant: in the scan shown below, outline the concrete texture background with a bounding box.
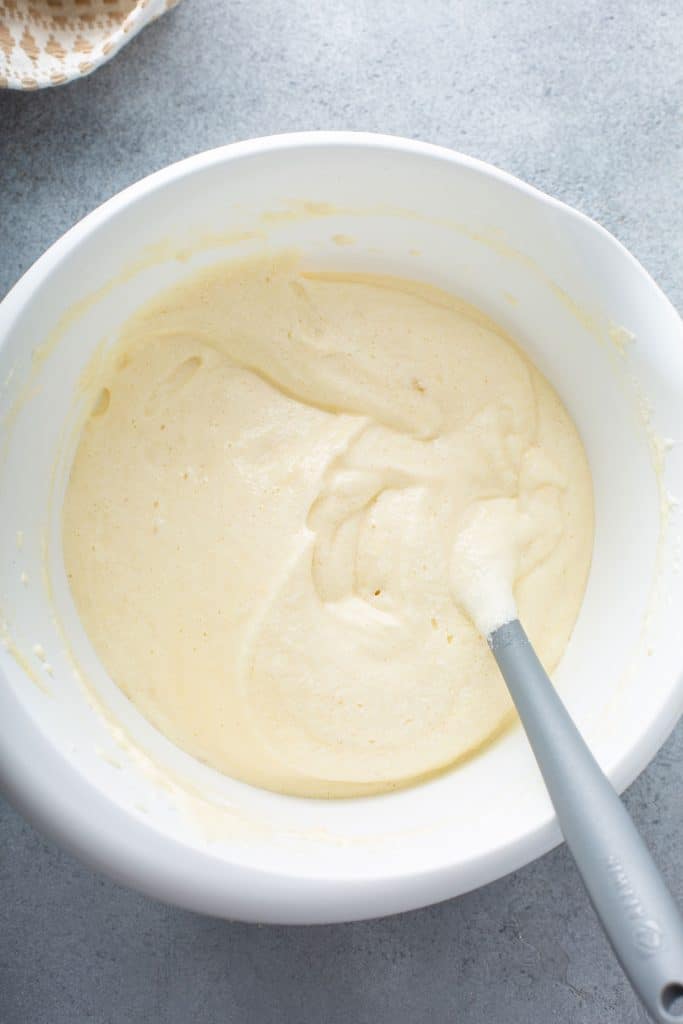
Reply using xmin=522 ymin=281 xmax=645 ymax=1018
xmin=1 ymin=1 xmax=681 ymax=1021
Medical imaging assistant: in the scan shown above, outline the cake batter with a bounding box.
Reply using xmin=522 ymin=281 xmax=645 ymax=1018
xmin=63 ymin=255 xmax=594 ymax=797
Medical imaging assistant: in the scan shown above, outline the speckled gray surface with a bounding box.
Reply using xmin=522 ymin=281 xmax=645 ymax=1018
xmin=1 ymin=1 xmax=682 ymax=1022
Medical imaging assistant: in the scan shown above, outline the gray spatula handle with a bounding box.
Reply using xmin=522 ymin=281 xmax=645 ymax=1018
xmin=489 ymin=619 xmax=683 ymax=1023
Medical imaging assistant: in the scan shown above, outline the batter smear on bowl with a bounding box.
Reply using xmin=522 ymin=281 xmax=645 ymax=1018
xmin=63 ymin=254 xmax=594 ymax=797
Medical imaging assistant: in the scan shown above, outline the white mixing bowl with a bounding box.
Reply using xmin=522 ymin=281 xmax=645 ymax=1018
xmin=1 ymin=133 xmax=682 ymax=923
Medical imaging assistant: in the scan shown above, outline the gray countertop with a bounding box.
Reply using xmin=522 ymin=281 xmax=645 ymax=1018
xmin=1 ymin=2 xmax=682 ymax=1021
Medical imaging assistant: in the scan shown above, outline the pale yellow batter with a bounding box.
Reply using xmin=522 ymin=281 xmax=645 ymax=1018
xmin=63 ymin=255 xmax=594 ymax=797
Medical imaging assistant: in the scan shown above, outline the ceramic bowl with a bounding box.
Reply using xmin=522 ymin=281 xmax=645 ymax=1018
xmin=1 ymin=133 xmax=681 ymax=922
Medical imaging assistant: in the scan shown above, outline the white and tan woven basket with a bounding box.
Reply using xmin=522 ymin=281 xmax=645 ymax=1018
xmin=0 ymin=0 xmax=181 ymax=89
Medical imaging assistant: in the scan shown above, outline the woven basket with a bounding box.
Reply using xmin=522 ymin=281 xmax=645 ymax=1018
xmin=0 ymin=0 xmax=181 ymax=89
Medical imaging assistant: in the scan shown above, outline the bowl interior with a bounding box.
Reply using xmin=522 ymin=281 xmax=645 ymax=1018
xmin=1 ymin=137 xmax=682 ymax=920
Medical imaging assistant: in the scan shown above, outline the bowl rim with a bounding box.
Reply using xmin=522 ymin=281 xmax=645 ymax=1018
xmin=1 ymin=131 xmax=682 ymax=923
